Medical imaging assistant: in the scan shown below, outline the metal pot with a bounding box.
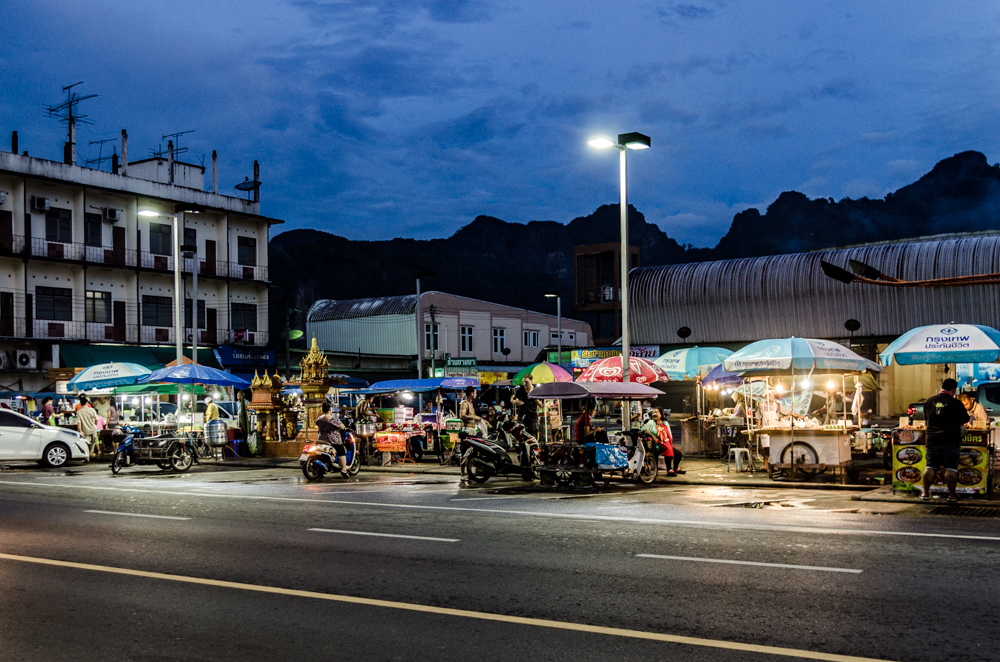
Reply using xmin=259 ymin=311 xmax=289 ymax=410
xmin=205 ymin=419 xmax=229 ymax=447
xmin=355 ymin=423 xmax=376 ymax=437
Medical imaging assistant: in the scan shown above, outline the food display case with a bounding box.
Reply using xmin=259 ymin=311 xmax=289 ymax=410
xmin=891 ymin=427 xmax=995 ymax=496
xmin=763 ymin=427 xmax=853 ymax=468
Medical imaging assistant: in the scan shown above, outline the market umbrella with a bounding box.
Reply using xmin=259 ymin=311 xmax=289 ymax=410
xmin=140 ymin=363 xmax=251 ymax=388
xmin=66 ymin=362 xmax=152 ymax=391
xmin=654 ymin=347 xmax=733 ymax=380
xmin=577 ymin=356 xmax=670 ymax=384
xmin=879 ymin=324 xmax=1000 ymax=365
xmin=723 ymin=337 xmax=878 ymax=375
xmin=702 ymin=363 xmax=742 ymax=388
xmin=512 ymin=362 xmax=573 ymax=386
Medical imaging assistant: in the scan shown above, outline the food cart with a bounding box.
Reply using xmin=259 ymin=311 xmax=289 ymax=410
xmin=529 ymin=381 xmax=663 ymax=488
xmin=880 ymin=323 xmax=1000 ymax=497
xmin=723 ymin=337 xmax=880 ymax=481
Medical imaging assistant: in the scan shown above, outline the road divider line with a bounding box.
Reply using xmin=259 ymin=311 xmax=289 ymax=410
xmin=0 ymin=551 xmax=893 ymax=662
xmin=83 ymin=510 xmax=190 ymax=521
xmin=308 ymin=528 xmax=458 ymax=542
xmin=2 ymin=481 xmax=998 ymax=542
xmin=637 ymin=554 xmax=862 ymax=574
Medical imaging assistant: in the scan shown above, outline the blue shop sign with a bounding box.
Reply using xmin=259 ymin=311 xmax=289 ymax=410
xmin=214 ymin=345 xmax=277 ymax=367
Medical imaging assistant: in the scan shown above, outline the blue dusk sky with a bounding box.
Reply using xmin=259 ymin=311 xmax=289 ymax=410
xmin=2 ymin=1 xmax=999 ymax=246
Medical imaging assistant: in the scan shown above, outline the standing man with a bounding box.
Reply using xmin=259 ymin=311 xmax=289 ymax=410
xmin=76 ymin=396 xmax=99 ymax=458
xmin=204 ymin=397 xmax=220 ymax=422
xmin=512 ymin=374 xmax=539 ymax=436
xmin=458 ymin=386 xmax=482 ymax=483
xmin=921 ymin=378 xmax=968 ymax=504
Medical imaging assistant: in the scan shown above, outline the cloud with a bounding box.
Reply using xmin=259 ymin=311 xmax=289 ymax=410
xmin=842 ymin=178 xmax=884 ymax=199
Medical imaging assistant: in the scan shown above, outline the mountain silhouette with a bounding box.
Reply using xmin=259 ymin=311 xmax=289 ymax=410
xmin=270 ymin=150 xmax=1000 ymax=340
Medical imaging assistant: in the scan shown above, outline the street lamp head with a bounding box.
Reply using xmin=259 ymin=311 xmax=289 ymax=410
xmin=618 ymin=132 xmax=651 ymax=150
xmin=587 ymin=137 xmax=615 ymax=149
xmin=137 ymin=210 xmax=160 ymax=217
xmin=544 ymin=291 xmax=560 ymax=298
xmin=416 ymin=270 xmax=437 ymax=279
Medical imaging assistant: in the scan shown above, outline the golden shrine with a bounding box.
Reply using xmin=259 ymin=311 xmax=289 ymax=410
xmin=246 ymin=336 xmax=344 ymax=458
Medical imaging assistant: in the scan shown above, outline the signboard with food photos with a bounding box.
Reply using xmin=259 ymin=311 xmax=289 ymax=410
xmin=892 ymin=429 xmax=991 ymax=495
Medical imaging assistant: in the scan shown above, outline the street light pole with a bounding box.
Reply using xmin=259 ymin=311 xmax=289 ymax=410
xmin=415 ymin=271 xmax=436 ymax=379
xmin=587 ymin=132 xmax=650 ymax=384
xmin=544 ymin=291 xmax=561 ymax=368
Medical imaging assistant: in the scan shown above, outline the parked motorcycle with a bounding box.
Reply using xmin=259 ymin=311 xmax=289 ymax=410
xmin=300 ymin=428 xmax=362 ymax=481
xmin=465 ymin=420 xmax=540 ymax=483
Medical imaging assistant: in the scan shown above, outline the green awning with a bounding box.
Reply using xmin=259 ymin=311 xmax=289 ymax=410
xmin=60 ymin=345 xmax=222 ymax=370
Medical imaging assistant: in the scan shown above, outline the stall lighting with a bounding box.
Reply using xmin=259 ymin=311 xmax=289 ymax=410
xmin=801 ymin=379 xmax=811 ymax=389
xmin=827 ymin=380 xmax=836 ymax=390
xmin=131 ymin=397 xmax=139 ymax=405
xmin=775 ymin=383 xmax=785 ymax=394
xmin=400 ymin=390 xmax=414 ymax=402
xmin=182 ymin=394 xmax=190 ymax=401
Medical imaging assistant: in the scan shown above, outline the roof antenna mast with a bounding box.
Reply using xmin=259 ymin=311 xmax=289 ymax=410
xmin=45 ymin=82 xmax=98 ymax=166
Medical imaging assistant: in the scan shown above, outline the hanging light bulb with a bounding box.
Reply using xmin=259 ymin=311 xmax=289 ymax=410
xmin=775 ymin=383 xmax=785 ymax=394
xmin=801 ymin=378 xmax=811 ymax=389
xmin=827 ymin=380 xmax=836 ymax=390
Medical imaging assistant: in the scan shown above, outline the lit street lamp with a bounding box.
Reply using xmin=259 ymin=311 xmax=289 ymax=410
xmin=544 ymin=291 xmax=561 ymax=369
xmin=588 ymin=132 xmax=650 ymax=382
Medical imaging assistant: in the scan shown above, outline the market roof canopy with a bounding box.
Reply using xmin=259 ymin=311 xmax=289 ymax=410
xmin=529 ymin=381 xmax=662 ymax=400
xmin=723 ymin=337 xmax=879 ymax=375
xmin=654 ymin=346 xmax=733 ymax=380
xmin=879 ymin=324 xmax=1000 ymax=365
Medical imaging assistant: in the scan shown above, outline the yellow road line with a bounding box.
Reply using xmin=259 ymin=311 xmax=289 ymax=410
xmin=0 ymin=551 xmax=892 ymax=662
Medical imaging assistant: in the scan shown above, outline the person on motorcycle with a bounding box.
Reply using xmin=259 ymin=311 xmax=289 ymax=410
xmin=316 ymin=401 xmax=349 ymax=478
xmin=641 ymin=407 xmax=683 ymax=476
xmin=459 ymin=385 xmax=482 ymax=483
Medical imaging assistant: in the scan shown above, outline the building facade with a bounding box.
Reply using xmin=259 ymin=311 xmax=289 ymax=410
xmin=307 ymin=292 xmax=592 ymax=375
xmin=0 ymin=134 xmax=280 ymax=391
xmin=574 ymin=242 xmax=639 ymax=345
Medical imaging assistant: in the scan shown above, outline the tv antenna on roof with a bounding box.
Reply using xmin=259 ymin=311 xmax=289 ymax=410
xmin=45 ymin=82 xmax=98 ymax=165
xmin=85 ymin=138 xmax=117 ymax=170
xmin=151 ymin=129 xmax=195 ymax=159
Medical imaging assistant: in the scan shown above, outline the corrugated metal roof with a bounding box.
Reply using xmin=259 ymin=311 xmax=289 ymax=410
xmin=307 ymin=295 xmax=417 ymax=322
xmin=630 ymin=234 xmax=1000 ymax=345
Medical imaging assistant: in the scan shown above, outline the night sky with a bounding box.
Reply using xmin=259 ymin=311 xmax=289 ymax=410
xmin=2 ymin=1 xmax=998 ymax=246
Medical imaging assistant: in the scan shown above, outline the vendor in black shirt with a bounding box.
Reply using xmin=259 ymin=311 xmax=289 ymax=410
xmin=921 ymin=378 xmax=968 ymax=503
xmin=512 ymin=375 xmax=539 ymax=436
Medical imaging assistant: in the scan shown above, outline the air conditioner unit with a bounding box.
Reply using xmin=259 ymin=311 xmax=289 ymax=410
xmin=16 ymin=350 xmax=37 ymax=370
xmin=104 ymin=208 xmax=122 ymax=222
xmin=185 ymin=333 xmax=193 ymax=342
xmin=31 ymin=196 xmax=50 ymax=212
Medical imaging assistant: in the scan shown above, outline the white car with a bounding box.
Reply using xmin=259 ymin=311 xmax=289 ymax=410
xmin=0 ymin=409 xmax=91 ymax=467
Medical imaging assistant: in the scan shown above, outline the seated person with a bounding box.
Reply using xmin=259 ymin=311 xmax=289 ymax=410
xmin=574 ymin=400 xmax=602 ymax=443
xmin=641 ymin=407 xmax=683 ymax=475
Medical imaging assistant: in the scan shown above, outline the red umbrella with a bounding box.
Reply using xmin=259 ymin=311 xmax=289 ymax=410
xmin=577 ymin=356 xmax=670 ymax=384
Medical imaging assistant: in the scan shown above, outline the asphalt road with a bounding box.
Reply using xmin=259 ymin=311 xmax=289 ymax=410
xmin=0 ymin=462 xmax=996 ymax=662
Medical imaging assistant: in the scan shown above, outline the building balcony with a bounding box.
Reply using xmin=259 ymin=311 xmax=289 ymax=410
xmin=85 ymin=244 xmax=138 ymax=267
xmin=0 ymin=317 xmax=28 ymax=338
xmin=33 ymin=319 xmax=87 ymax=340
xmin=227 ymin=262 xmax=268 ymax=282
xmin=31 ymin=238 xmax=85 ymax=261
xmin=0 ymin=235 xmax=26 ymax=258
xmin=86 ymin=322 xmax=139 ymax=344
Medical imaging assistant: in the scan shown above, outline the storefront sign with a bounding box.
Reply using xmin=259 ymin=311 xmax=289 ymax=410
xmin=630 ymin=345 xmax=659 ymax=359
xmin=445 ymin=357 xmax=478 ymax=376
xmin=214 ymin=345 xmax=277 ymax=368
xmin=477 ymin=371 xmax=507 ymax=385
xmin=570 ymin=347 xmax=620 ymax=368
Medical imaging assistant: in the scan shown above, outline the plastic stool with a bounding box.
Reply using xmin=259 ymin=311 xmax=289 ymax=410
xmin=727 ymin=447 xmax=751 ymax=472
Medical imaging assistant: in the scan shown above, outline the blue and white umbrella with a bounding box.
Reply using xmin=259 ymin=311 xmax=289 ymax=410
xmin=67 ymin=362 xmax=152 ymax=391
xmin=724 ymin=337 xmax=877 ymax=375
xmin=879 ymin=324 xmax=1000 ymax=366
xmin=140 ymin=363 xmax=251 ymax=389
xmin=654 ymin=346 xmax=733 ymax=380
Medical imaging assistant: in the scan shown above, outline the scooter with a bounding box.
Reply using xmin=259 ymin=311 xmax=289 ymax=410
xmin=465 ymin=420 xmax=540 ymax=483
xmin=300 ymin=429 xmax=362 ymax=481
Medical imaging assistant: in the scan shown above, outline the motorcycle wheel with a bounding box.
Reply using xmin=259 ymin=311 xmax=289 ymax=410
xmin=408 ymin=438 xmax=424 ymax=462
xmin=169 ymin=446 xmax=193 ymax=473
xmin=467 ymin=451 xmax=491 ymax=484
xmin=302 ymin=457 xmax=324 ymax=481
xmin=111 ymin=449 xmax=126 ymax=475
xmin=553 ymin=457 xmax=574 ymax=489
xmin=638 ymin=453 xmax=658 ymax=484
xmin=593 ymin=469 xmax=612 ymax=488
xmin=348 ymin=452 xmax=361 ymax=476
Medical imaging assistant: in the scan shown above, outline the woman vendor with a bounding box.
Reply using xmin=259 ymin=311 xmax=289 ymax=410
xmin=574 ymin=400 xmax=602 ymax=442
xmin=641 ymin=407 xmax=683 ymax=476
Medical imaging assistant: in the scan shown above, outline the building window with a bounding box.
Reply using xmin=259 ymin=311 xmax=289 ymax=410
xmin=84 ymin=212 xmax=102 ymax=247
xmin=183 ymin=227 xmax=197 ymax=252
xmin=141 ymin=295 xmax=173 ymax=327
xmin=424 ymin=323 xmax=439 ymax=352
xmin=36 ymin=287 xmax=72 ymax=321
xmin=231 ymin=303 xmax=257 ymax=331
xmin=185 ymin=299 xmax=206 ymax=329
xmin=45 ymin=208 xmax=73 ymax=243
xmin=551 ymin=331 xmax=575 ymax=343
xmin=523 ymin=330 xmax=539 ymax=348
xmin=237 ymin=236 xmax=257 ymax=266
xmin=460 ymin=326 xmax=474 ymax=353
xmin=85 ymin=290 xmax=111 ymax=324
xmin=492 ymin=328 xmax=506 ymax=354
xmin=149 ymin=223 xmax=172 ymax=256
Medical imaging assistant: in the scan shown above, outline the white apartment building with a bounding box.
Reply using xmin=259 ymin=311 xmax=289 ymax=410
xmin=0 ymin=130 xmax=282 ymax=391
xmin=307 ymin=292 xmax=592 ymax=371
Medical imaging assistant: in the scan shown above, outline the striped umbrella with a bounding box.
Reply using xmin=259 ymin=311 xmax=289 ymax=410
xmin=512 ymin=362 xmax=573 ymax=386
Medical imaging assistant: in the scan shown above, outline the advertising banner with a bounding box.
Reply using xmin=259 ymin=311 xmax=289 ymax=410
xmin=892 ymin=429 xmax=991 ymax=495
xmin=956 ymin=362 xmax=1000 ymax=387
